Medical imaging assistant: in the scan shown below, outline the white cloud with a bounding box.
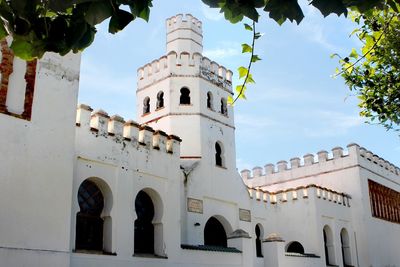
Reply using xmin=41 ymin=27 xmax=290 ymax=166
xmin=201 ymin=5 xmax=223 ymax=21
xmin=303 ymin=111 xmax=363 ymax=137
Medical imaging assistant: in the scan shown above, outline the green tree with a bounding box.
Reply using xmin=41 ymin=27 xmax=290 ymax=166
xmin=334 ymin=3 xmax=400 ymax=131
xmin=0 ymin=0 xmax=394 ymax=59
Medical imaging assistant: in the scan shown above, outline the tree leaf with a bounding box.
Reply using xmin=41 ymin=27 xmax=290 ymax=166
xmin=241 ymin=43 xmax=252 ymax=53
xmin=310 ymin=0 xmax=347 ymax=17
xmin=244 ymin=23 xmax=253 ymax=31
xmin=109 ymin=9 xmax=134 ymax=34
xmin=85 ymin=1 xmax=113 ymax=26
xmin=238 ymin=66 xmax=248 ymax=79
xmin=264 ymin=0 xmax=304 ymax=25
xmin=10 ymin=39 xmax=35 ymax=60
xmin=251 ymin=54 xmax=261 ymax=62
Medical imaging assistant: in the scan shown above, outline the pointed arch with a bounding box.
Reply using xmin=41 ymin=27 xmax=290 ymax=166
xmin=143 ymin=96 xmax=150 ymax=114
xmin=341 ymin=228 xmax=352 ymax=266
xmin=323 ymin=225 xmax=336 ymax=266
xmin=204 ymin=216 xmax=231 ymax=247
xmin=156 ymin=91 xmax=164 ymax=109
xmin=215 ymin=141 xmax=225 ymax=167
xmin=255 ymin=224 xmax=263 ymax=257
xmin=207 ymin=91 xmax=213 ymax=109
xmin=180 ymin=87 xmax=191 ymax=105
xmin=220 ymin=98 xmax=227 ymax=115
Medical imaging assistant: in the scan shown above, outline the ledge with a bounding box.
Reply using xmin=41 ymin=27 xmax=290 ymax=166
xmin=285 ymin=252 xmax=320 ymax=258
xmin=181 ymin=244 xmax=241 ymax=253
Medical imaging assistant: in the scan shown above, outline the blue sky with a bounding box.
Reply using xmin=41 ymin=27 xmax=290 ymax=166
xmin=78 ymin=0 xmax=399 ymax=171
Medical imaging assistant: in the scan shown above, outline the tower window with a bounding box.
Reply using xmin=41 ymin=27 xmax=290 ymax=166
xmin=204 ymin=217 xmax=227 ymax=247
xmin=180 ymin=87 xmax=191 ymax=105
xmin=220 ymin=98 xmax=227 ymax=115
xmin=207 ymin=91 xmax=213 ymax=109
xmin=215 ymin=142 xmax=224 ymax=167
xmin=255 ymin=224 xmax=263 ymax=257
xmin=156 ymin=91 xmax=164 ymax=109
xmin=143 ymin=97 xmax=150 ymax=114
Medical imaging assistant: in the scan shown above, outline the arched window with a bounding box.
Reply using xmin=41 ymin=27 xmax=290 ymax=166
xmin=156 ymin=91 xmax=164 ymax=109
xmin=286 ymin=241 xmax=305 ymax=254
xmin=341 ymin=228 xmax=352 ymax=266
xmin=323 ymin=225 xmax=336 ymax=266
xmin=134 ymin=190 xmax=155 ymax=254
xmin=220 ymin=98 xmax=227 ymax=115
xmin=215 ymin=142 xmax=224 ymax=167
xmin=76 ymin=180 xmax=104 ymax=251
xmin=204 ymin=217 xmax=227 ymax=247
xmin=180 ymin=87 xmax=191 ymax=105
xmin=143 ymin=97 xmax=150 ymax=114
xmin=207 ymin=91 xmax=213 ymax=109
xmin=255 ymin=224 xmax=263 ymax=257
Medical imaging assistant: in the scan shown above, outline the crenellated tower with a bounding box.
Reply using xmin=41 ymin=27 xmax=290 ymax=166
xmin=136 ymin=14 xmax=236 ymax=171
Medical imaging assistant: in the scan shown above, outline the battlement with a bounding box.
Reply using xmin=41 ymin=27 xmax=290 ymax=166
xmin=137 ymin=52 xmax=233 ymax=91
xmin=247 ymin=184 xmax=351 ymax=208
xmin=75 ymin=104 xmax=181 ymax=155
xmin=166 ymin=14 xmax=202 ymax=35
xmin=241 ymin=143 xmax=400 ymax=179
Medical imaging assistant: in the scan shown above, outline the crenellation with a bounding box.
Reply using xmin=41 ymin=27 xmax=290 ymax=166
xmin=108 ymin=115 xmax=125 ymax=136
xmin=241 ymin=169 xmax=251 ymax=179
xmin=252 ymin=166 xmax=263 ymax=177
xmin=303 ymin=154 xmax=314 ymax=166
xmin=76 ymin=104 xmax=93 ymax=128
xmin=153 ymin=130 xmax=168 ymax=151
xmin=139 ymin=125 xmax=155 ymax=147
xmin=277 ymin=160 xmax=288 ymax=172
xmin=167 ymin=135 xmax=181 ymax=155
xmin=248 ymin=184 xmax=351 ymax=208
xmin=332 ymin=146 xmax=344 ymax=159
xmin=166 ymin=13 xmax=202 ymax=35
xmin=123 ymin=120 xmax=139 ymax=142
xmin=264 ymin=163 xmax=275 ymax=174
xmin=290 ymin=157 xmax=300 ymax=169
xmin=317 ymin=150 xmax=328 ymax=163
xmin=90 ymin=109 xmax=110 ymax=135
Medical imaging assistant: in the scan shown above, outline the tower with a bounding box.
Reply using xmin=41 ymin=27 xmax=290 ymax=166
xmin=136 ymin=13 xmax=236 ymax=171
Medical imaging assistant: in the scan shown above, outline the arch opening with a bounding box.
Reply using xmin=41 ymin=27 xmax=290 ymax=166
xmin=75 ymin=179 xmax=112 ymax=252
xmin=134 ymin=190 xmax=155 ymax=254
xmin=143 ymin=97 xmax=150 ymax=114
xmin=220 ymin=98 xmax=227 ymax=115
xmin=286 ymin=241 xmax=305 ymax=254
xmin=215 ymin=142 xmax=225 ymax=167
xmin=341 ymin=228 xmax=352 ymax=266
xmin=156 ymin=91 xmax=164 ymax=109
xmin=204 ymin=216 xmax=227 ymax=247
xmin=255 ymin=224 xmax=263 ymax=257
xmin=323 ymin=225 xmax=336 ymax=266
xmin=180 ymin=87 xmax=190 ymax=105
xmin=207 ymin=91 xmax=213 ymax=109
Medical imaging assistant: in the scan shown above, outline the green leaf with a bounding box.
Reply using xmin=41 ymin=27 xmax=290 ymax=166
xmin=349 ymin=48 xmax=358 ymax=59
xmin=251 ymin=55 xmax=261 ymax=62
xmin=254 ymin=32 xmax=263 ymax=39
xmin=109 ymin=9 xmax=134 ymax=34
xmin=310 ymin=0 xmax=347 ymax=17
xmin=0 ymin=22 xmax=7 ymax=40
xmin=264 ymin=0 xmax=304 ymax=25
xmin=241 ymin=43 xmax=252 ymax=53
xmin=235 ymin=85 xmax=247 ymax=99
xmin=238 ymin=66 xmax=248 ymax=79
xmin=244 ymin=23 xmax=253 ymax=31
xmin=128 ymin=0 xmax=153 ymax=21
xmin=85 ymin=1 xmax=113 ymax=26
xmin=10 ymin=39 xmax=35 ymax=60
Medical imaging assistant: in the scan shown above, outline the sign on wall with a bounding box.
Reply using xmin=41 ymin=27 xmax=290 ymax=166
xmin=239 ymin=208 xmax=251 ymax=222
xmin=187 ymin=198 xmax=203 ymax=214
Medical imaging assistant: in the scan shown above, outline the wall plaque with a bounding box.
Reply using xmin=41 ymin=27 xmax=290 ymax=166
xmin=187 ymin=198 xmax=203 ymax=214
xmin=239 ymin=208 xmax=251 ymax=222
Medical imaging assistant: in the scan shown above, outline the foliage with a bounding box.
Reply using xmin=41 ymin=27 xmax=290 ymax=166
xmin=334 ymin=4 xmax=400 ymax=131
xmin=0 ymin=0 xmax=394 ymax=60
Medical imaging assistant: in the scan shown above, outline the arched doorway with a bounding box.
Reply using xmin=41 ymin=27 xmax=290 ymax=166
xmin=76 ymin=180 xmax=104 ymax=251
xmin=323 ymin=225 xmax=336 ymax=266
xmin=204 ymin=216 xmax=227 ymax=247
xmin=134 ymin=190 xmax=155 ymax=254
xmin=341 ymin=228 xmax=352 ymax=266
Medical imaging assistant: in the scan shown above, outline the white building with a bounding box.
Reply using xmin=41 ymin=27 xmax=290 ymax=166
xmin=0 ymin=14 xmax=399 ymax=267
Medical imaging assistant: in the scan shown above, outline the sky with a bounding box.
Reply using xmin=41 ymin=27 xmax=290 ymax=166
xmin=78 ymin=0 xmax=399 ymax=171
